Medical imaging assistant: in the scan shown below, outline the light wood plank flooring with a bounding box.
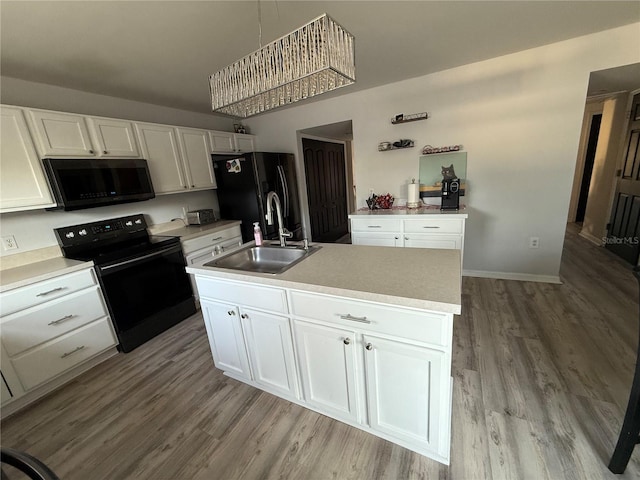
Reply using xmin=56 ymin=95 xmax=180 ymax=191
xmin=2 ymin=223 xmax=640 ymax=479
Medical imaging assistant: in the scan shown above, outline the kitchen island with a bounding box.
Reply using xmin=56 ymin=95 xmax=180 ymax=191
xmin=186 ymin=243 xmax=461 ymax=465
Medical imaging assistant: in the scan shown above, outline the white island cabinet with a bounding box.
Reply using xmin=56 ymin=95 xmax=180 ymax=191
xmin=187 ymin=243 xmax=460 ymax=465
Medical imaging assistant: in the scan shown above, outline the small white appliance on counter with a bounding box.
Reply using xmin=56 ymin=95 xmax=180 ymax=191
xmin=186 ymin=209 xmax=216 ymax=225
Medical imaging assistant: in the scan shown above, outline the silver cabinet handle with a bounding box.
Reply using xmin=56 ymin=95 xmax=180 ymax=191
xmin=240 ymin=314 xmax=248 ymax=319
xmin=103 ymin=150 xmax=108 ymax=154
xmin=48 ymin=314 xmax=74 ymax=326
xmin=88 ymin=150 xmax=95 ymax=154
xmin=394 ymin=236 xmax=399 ymax=240
xmin=61 ymin=345 xmax=85 ymax=358
xmin=365 ymin=343 xmax=373 ymax=351
xmin=227 ymin=310 xmax=235 ymax=316
xmin=36 ymin=287 xmax=64 ymax=297
xmin=404 ymin=237 xmax=409 ymax=241
xmin=367 ymin=225 xmax=382 ymax=228
xmin=422 ymin=226 xmax=441 ymax=229
xmin=343 ymin=338 xmax=351 ymax=345
xmin=338 ymin=314 xmax=371 ymax=324
xmin=211 ymin=237 xmax=223 ymax=242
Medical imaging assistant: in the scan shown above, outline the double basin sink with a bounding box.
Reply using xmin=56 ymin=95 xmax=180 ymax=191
xmin=204 ymin=244 xmax=321 ymax=274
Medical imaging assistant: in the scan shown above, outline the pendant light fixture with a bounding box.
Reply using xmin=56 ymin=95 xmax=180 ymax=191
xmin=209 ymin=12 xmax=355 ymax=118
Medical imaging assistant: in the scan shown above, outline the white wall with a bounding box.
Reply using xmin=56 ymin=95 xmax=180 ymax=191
xmin=244 ymin=23 xmax=640 ymax=281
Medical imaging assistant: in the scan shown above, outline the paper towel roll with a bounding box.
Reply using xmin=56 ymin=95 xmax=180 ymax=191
xmin=407 ymin=183 xmax=419 ymax=205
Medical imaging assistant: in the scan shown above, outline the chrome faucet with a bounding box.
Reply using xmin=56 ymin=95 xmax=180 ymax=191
xmin=266 ymin=191 xmax=292 ymax=247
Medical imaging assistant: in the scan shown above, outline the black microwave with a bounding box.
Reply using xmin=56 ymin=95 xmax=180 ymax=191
xmin=42 ymin=158 xmax=155 ymax=211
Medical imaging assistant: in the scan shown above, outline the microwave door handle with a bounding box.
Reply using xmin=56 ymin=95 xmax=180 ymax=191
xmin=277 ymin=165 xmax=289 ymax=217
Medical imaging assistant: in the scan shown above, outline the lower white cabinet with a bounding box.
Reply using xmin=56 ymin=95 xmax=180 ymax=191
xmin=294 ymin=320 xmax=359 ymax=422
xmin=241 ymin=308 xmax=298 ymax=397
xmin=201 ymin=300 xmax=251 ymax=380
xmin=195 ymin=274 xmax=454 ymax=464
xmin=351 ymin=233 xmax=401 ymax=247
xmin=0 ymin=266 xmax=118 ymax=415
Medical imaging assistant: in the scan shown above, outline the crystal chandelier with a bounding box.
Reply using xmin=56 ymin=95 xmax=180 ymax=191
xmin=210 ymin=13 xmax=355 ymax=118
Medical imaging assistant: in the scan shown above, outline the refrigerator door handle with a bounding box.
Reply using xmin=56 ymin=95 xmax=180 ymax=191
xmin=277 ymin=165 xmax=289 ymax=217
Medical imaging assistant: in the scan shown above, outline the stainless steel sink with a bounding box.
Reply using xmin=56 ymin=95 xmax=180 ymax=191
xmin=204 ymin=245 xmax=321 ymax=274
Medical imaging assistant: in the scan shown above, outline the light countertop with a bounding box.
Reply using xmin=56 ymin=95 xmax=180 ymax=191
xmin=0 ymin=257 xmax=93 ymax=293
xmin=151 ymin=220 xmax=242 ymax=241
xmin=187 ymin=243 xmax=461 ymax=314
xmin=349 ymin=208 xmax=467 ymax=218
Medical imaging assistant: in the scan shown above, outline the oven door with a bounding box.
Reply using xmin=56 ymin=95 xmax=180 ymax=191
xmin=95 ymin=242 xmax=195 ymax=351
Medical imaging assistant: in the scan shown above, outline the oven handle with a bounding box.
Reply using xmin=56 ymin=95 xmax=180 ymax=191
xmin=98 ymin=245 xmax=182 ymax=274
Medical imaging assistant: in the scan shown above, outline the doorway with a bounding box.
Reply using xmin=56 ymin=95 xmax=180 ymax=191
xmin=576 ymin=113 xmax=602 ymax=222
xmin=302 ymin=138 xmax=349 ymax=242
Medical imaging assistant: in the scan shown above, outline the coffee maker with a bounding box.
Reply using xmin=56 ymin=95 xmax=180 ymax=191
xmin=441 ymin=178 xmax=460 ymax=210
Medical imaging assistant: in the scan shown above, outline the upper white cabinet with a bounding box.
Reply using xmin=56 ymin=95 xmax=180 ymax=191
xmin=28 ymin=110 xmax=94 ymax=157
xmin=28 ymin=109 xmax=141 ymax=158
xmin=135 ymin=122 xmax=187 ymax=193
xmin=176 ymin=127 xmax=217 ymax=190
xmin=210 ymin=131 xmax=255 ymax=153
xmin=0 ymin=106 xmax=55 ymax=212
xmin=87 ymin=117 xmax=139 ymax=157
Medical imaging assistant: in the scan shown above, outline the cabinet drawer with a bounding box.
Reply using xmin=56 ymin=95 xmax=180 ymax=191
xmin=11 ymin=318 xmax=116 ymax=391
xmin=196 ymin=277 xmax=288 ymax=314
xmin=0 ymin=268 xmax=96 ymax=317
xmin=350 ymin=218 xmax=401 ymax=233
xmin=404 ymin=234 xmax=462 ymax=250
xmin=181 ymin=226 xmax=242 ymax=254
xmin=403 ymin=218 xmax=463 ymax=234
xmin=1 ymin=287 xmax=108 ymax=356
xmin=290 ymin=290 xmax=450 ymax=347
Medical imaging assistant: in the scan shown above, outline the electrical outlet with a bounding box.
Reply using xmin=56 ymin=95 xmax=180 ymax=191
xmin=2 ymin=235 xmax=18 ymax=251
xmin=529 ymin=237 xmax=540 ymax=249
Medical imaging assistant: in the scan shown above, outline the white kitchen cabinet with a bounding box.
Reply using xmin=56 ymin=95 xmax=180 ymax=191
xmin=28 ymin=110 xmax=95 ymax=157
xmin=363 ymin=334 xmax=446 ymax=455
xmin=294 ymin=320 xmax=359 ymax=422
xmin=87 ymin=117 xmax=140 ymax=157
xmin=350 ymin=215 xmax=466 ymax=266
xmin=0 ymin=106 xmax=55 ymax=212
xmin=209 ymin=131 xmax=255 ymax=153
xmin=241 ymin=308 xmax=298 ymax=398
xmin=176 ymin=127 xmax=217 ymax=190
xmin=200 ymin=299 xmax=251 ymax=380
xmin=0 ymin=266 xmax=117 ymax=414
xmin=135 ymin=122 xmax=187 ymax=193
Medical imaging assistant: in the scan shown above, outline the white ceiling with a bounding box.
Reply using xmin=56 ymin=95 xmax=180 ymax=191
xmin=1 ymin=1 xmax=639 ymax=116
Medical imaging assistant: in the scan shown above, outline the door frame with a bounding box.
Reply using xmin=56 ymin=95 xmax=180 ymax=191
xmin=296 ymin=132 xmax=354 ymax=241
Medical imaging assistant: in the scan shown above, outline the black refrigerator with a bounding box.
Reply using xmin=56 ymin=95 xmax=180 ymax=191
xmin=212 ymin=152 xmax=303 ymax=243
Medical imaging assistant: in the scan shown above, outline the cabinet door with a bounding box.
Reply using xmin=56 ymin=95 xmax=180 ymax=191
xmin=351 ymin=233 xmax=401 ymax=247
xmin=200 ymin=300 xmax=251 ymax=380
xmin=363 ymin=334 xmax=446 ymax=456
xmin=234 ymin=134 xmax=255 ymax=153
xmin=28 ymin=110 xmax=95 ymax=156
xmin=403 ymin=234 xmax=461 ymax=250
xmin=176 ymin=128 xmax=216 ymax=190
xmin=0 ymin=107 xmax=55 ymax=212
xmin=135 ymin=123 xmax=187 ymax=193
xmin=209 ymin=131 xmax=235 ymax=153
xmin=294 ymin=320 xmax=359 ymax=422
xmin=88 ymin=117 xmax=139 ymax=157
xmin=241 ymin=308 xmax=298 ymax=398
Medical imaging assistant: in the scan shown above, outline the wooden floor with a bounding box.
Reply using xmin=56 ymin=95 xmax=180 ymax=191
xmin=2 ymin=223 xmax=640 ymax=479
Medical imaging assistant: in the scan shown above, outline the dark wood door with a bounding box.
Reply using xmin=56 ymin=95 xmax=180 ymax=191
xmin=606 ymin=93 xmax=640 ymax=264
xmin=303 ymin=138 xmax=349 ymax=242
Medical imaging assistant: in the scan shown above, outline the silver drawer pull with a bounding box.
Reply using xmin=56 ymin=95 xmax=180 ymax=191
xmin=211 ymin=237 xmax=223 ymax=242
xmin=367 ymin=225 xmax=382 ymax=228
xmin=60 ymin=345 xmax=85 ymax=358
xmin=338 ymin=313 xmax=371 ymax=324
xmin=48 ymin=314 xmax=74 ymax=326
xmin=36 ymin=287 xmax=64 ymax=297
xmin=422 ymin=226 xmax=441 ymax=229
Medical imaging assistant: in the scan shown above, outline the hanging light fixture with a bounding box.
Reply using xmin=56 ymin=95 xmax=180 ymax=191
xmin=210 ymin=13 xmax=355 ymax=118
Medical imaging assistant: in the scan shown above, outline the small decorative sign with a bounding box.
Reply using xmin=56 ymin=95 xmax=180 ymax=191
xmin=421 ymin=144 xmax=463 ymax=155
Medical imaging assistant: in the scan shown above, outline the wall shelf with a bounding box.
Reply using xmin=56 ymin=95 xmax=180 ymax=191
xmin=391 ymin=112 xmax=429 ymax=124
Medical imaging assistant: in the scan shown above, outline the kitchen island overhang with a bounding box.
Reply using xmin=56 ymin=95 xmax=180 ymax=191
xmin=187 ymin=242 xmax=461 ymax=465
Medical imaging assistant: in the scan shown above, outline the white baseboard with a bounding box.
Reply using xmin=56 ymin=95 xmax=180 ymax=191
xmin=578 ymin=230 xmax=604 ymax=246
xmin=463 ymin=269 xmax=562 ymax=284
